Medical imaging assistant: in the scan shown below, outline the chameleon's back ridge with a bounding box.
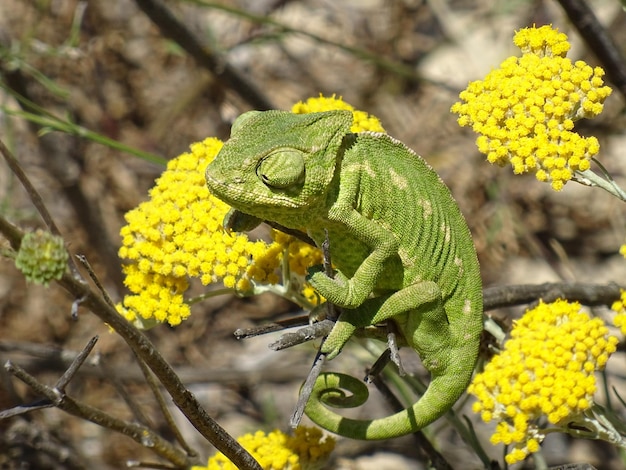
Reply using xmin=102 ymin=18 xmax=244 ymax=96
xmin=206 ymin=109 xmax=483 ymax=439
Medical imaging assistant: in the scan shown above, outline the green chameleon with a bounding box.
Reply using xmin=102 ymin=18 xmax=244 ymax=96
xmin=205 ymin=109 xmax=483 ymax=440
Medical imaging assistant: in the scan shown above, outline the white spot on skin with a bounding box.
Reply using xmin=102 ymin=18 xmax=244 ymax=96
xmin=389 ymin=168 xmax=408 ymax=190
xmin=346 ymin=161 xmax=376 ymax=178
xmin=441 ymin=223 xmax=451 ymax=243
xmin=418 ymin=199 xmax=433 ymax=219
xmin=463 ymin=299 xmax=472 ymax=315
xmin=398 ymin=247 xmax=416 ymax=267
xmin=455 ymin=257 xmax=464 ymax=276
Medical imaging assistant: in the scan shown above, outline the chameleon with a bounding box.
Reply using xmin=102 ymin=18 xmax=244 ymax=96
xmin=205 ymin=109 xmax=483 ymax=440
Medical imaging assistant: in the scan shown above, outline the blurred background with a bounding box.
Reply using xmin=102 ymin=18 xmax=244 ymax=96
xmin=1 ymin=0 xmax=626 ymax=468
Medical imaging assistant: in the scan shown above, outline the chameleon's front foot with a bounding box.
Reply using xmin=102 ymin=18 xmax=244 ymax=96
xmin=308 ymin=267 xmax=365 ymax=309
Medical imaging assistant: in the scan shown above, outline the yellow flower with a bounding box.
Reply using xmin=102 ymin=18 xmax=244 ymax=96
xmin=451 ymin=25 xmax=612 ymax=191
xmin=469 ymin=299 xmax=618 ymax=464
xmin=611 ymin=289 xmax=626 ymax=335
xmin=117 ymin=137 xmax=277 ymax=326
xmin=117 ymin=265 xmax=190 ymax=326
xmin=292 ymin=94 xmax=385 ymax=133
xmin=192 ymin=427 xmax=335 ymax=470
xmin=270 ymin=230 xmax=324 ymax=277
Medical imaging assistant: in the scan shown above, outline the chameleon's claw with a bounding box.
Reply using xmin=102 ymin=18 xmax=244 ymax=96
xmin=309 ymin=270 xmax=358 ymax=308
xmin=308 ymin=303 xmax=328 ymax=324
xmin=387 ymin=329 xmax=405 ymax=376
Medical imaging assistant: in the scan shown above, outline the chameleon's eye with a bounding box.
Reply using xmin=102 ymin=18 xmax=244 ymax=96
xmin=257 ymin=149 xmax=305 ymax=189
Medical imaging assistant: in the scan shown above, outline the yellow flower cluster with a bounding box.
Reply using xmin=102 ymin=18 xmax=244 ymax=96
xmin=469 ymin=299 xmax=618 ymax=464
xmin=117 ymin=138 xmax=277 ymax=326
xmin=270 ymin=230 xmax=323 ymax=277
xmin=117 ymin=95 xmax=385 ymax=326
xmin=192 ymin=427 xmax=335 ymax=470
xmin=268 ymin=230 xmax=324 ymax=305
xmin=451 ymin=25 xmax=612 ymax=191
xmin=292 ymin=94 xmax=385 ymax=133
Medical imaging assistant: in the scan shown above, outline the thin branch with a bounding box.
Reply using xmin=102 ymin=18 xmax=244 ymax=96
xmin=75 ymin=254 xmax=116 ymax=309
xmin=573 ymin=168 xmax=626 ymax=201
xmin=0 ymin=399 xmax=53 ymax=419
xmin=289 ymin=350 xmax=325 ymax=429
xmin=0 ymin=216 xmax=262 ymax=470
xmin=365 ymin=348 xmax=392 ymax=382
xmin=233 ymin=313 xmax=311 ymax=339
xmin=483 ymin=282 xmax=621 ymax=311
xmin=269 ymin=319 xmax=334 ymax=351
xmin=130 ymin=348 xmax=198 ymax=457
xmin=0 ymin=215 xmax=22 ymax=250
xmin=242 ymin=282 xmax=623 ymax=349
xmin=289 ymin=232 xmax=336 ymax=428
xmin=57 ymin=273 xmax=262 ymax=469
xmin=321 ymin=229 xmax=338 ymax=322
xmin=55 ymin=336 xmax=98 ymax=392
xmin=4 ymin=361 xmax=193 ymax=467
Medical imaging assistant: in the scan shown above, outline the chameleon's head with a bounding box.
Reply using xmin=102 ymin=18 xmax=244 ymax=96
xmin=206 ymin=110 xmax=352 ymax=227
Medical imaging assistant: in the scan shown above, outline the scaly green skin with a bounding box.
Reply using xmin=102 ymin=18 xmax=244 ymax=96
xmin=205 ymin=110 xmax=483 ymax=440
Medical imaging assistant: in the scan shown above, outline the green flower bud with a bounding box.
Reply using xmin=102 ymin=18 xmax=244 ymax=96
xmin=15 ymin=229 xmax=68 ymax=286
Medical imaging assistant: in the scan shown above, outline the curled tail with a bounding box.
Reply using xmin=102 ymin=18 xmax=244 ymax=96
xmin=304 ymin=344 xmax=477 ymax=439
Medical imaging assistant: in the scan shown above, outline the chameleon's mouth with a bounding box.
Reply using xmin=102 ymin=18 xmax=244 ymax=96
xmin=204 ymin=170 xmax=224 ymax=191
xmin=205 ymin=172 xmax=245 ymax=206
xmin=205 ymin=160 xmax=243 ymax=194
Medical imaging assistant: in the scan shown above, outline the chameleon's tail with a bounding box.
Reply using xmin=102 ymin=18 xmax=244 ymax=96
xmin=304 ymin=349 xmax=475 ymax=439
